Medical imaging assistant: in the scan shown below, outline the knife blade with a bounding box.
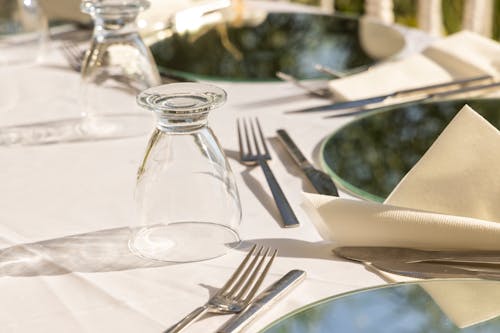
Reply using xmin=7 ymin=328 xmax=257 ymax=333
xmin=370 ymin=260 xmax=500 ymax=280
xmin=334 ymin=246 xmax=500 ymax=265
xmin=289 ymin=74 xmax=493 ymax=114
xmin=216 ymin=269 xmax=306 ymax=333
xmin=276 ymin=129 xmax=338 ymax=196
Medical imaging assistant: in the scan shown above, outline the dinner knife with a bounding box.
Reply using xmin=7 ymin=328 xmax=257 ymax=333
xmin=370 ymin=260 xmax=500 ymax=280
xmin=334 ymin=246 xmax=500 ymax=265
xmin=276 ymin=129 xmax=339 ymax=196
xmin=289 ymin=74 xmax=493 ymax=113
xmin=324 ymin=80 xmax=500 ymax=119
xmin=216 ymin=269 xmax=306 ymax=333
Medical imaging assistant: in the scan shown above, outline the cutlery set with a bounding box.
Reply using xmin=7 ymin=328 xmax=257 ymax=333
xmin=237 ymin=118 xmax=339 ymax=228
xmin=237 ymin=118 xmax=301 ymax=228
xmin=166 ymin=245 xmax=305 ymax=333
xmin=335 ymin=246 xmax=500 ymax=280
xmin=280 ymin=73 xmax=499 ymax=116
xmin=291 ymin=74 xmax=493 ymax=111
xmin=217 ymin=269 xmax=306 ymax=333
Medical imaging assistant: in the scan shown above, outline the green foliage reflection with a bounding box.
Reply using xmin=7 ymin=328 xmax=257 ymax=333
xmin=322 ymin=99 xmax=500 ymax=201
xmin=150 ymin=13 xmax=374 ymax=81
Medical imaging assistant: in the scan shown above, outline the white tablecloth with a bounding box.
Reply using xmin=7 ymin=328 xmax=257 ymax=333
xmin=0 ymin=20 xmax=430 ymax=332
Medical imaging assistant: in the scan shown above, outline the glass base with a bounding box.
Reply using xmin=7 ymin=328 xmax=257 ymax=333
xmin=129 ymin=222 xmax=240 ymax=262
xmin=0 ymin=114 xmax=153 ymax=146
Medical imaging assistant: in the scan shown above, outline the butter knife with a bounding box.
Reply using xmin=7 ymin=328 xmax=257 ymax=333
xmin=216 ymin=269 xmax=306 ymax=333
xmin=334 ymin=246 xmax=500 ymax=265
xmin=370 ymin=260 xmax=500 ymax=280
xmin=277 ymin=129 xmax=338 ymax=196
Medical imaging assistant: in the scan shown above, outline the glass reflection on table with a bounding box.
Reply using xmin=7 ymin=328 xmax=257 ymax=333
xmin=261 ymin=280 xmax=500 ymax=333
xmin=321 ymin=98 xmax=500 ymax=202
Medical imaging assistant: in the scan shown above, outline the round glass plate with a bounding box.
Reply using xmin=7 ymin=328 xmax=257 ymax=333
xmin=321 ymin=98 xmax=500 ymax=202
xmin=260 ymin=279 xmax=500 ymax=333
xmin=150 ymin=12 xmax=403 ymax=81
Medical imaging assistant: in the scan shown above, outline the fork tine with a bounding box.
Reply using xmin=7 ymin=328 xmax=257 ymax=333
xmin=237 ymin=119 xmax=244 ymax=160
xmin=224 ymin=245 xmax=264 ymax=297
xmin=249 ymin=118 xmax=262 ymax=155
xmin=233 ymin=247 xmax=275 ymax=301
xmin=232 ymin=247 xmax=269 ymax=299
xmin=241 ymin=248 xmax=277 ymax=302
xmin=65 ymin=42 xmax=79 ymax=61
xmin=254 ymin=118 xmax=270 ymax=157
xmin=217 ymin=244 xmax=257 ymax=294
xmin=69 ymin=42 xmax=82 ymax=57
xmin=67 ymin=41 xmax=82 ymax=58
xmin=62 ymin=41 xmax=82 ymax=71
xmin=242 ymin=118 xmax=253 ymax=157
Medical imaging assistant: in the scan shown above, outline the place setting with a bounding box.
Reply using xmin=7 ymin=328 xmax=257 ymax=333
xmin=1 ymin=0 xmax=500 ymax=332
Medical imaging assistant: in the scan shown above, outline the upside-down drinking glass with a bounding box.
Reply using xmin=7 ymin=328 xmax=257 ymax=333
xmin=0 ymin=0 xmax=161 ymax=146
xmin=130 ymin=83 xmax=241 ymax=262
xmin=79 ymin=0 xmax=161 ymax=137
xmin=0 ymin=0 xmax=48 ymax=65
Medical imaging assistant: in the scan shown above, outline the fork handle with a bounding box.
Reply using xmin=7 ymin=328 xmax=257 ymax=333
xmin=165 ymin=305 xmax=209 ymax=333
xmin=258 ymin=159 xmax=300 ymax=227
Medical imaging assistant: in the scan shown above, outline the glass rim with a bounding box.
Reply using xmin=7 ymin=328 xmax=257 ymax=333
xmin=136 ymin=82 xmax=227 ymax=115
xmin=80 ymin=0 xmax=150 ymax=15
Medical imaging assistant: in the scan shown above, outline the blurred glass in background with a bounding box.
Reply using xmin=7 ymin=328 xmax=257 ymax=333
xmin=0 ymin=0 xmax=49 ymax=65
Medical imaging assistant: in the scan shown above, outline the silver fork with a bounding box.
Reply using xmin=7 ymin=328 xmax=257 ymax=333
xmin=165 ymin=245 xmax=277 ymax=333
xmin=61 ymin=40 xmax=85 ymax=72
xmin=237 ymin=118 xmax=300 ymax=228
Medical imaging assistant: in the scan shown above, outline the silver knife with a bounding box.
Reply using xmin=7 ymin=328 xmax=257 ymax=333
xmin=370 ymin=260 xmax=500 ymax=280
xmin=324 ymin=80 xmax=500 ymax=119
xmin=216 ymin=269 xmax=306 ymax=333
xmin=289 ymin=74 xmax=493 ymax=113
xmin=276 ymin=129 xmax=338 ymax=196
xmin=334 ymin=246 xmax=500 ymax=265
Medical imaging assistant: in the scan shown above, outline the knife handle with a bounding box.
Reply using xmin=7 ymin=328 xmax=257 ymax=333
xmin=276 ymin=129 xmax=311 ymax=169
xmin=216 ymin=270 xmax=306 ymax=333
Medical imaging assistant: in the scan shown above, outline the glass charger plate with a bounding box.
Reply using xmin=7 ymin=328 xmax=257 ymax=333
xmin=260 ymin=279 xmax=500 ymax=333
xmin=321 ymin=98 xmax=500 ymax=202
xmin=149 ymin=11 xmax=404 ymax=81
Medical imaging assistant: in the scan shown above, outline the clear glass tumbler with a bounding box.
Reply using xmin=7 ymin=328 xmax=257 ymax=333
xmin=130 ymin=83 xmax=241 ymax=262
xmin=79 ymin=0 xmax=161 ymax=137
xmin=0 ymin=0 xmax=48 ymax=65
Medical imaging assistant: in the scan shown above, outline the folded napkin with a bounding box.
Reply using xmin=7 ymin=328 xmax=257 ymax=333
xmin=305 ymin=105 xmax=500 ymax=327
xmin=328 ymin=31 xmax=500 ymax=101
xmin=307 ymin=105 xmax=500 ymax=249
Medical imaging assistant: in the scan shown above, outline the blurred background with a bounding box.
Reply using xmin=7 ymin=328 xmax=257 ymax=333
xmin=316 ymin=0 xmax=500 ymax=40
xmin=37 ymin=0 xmax=500 ymax=40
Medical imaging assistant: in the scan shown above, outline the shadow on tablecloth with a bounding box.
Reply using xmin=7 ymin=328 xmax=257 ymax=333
xmin=0 ymin=226 xmax=172 ymax=277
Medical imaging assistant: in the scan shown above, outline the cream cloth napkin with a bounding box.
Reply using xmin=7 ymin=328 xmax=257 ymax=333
xmin=328 ymin=31 xmax=500 ymax=101
xmin=305 ymin=105 xmax=500 ymax=327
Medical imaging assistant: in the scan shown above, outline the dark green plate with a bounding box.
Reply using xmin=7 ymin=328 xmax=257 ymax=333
xmin=150 ymin=12 xmax=384 ymax=81
xmin=321 ymin=98 xmax=500 ymax=202
xmin=260 ymin=280 xmax=500 ymax=333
